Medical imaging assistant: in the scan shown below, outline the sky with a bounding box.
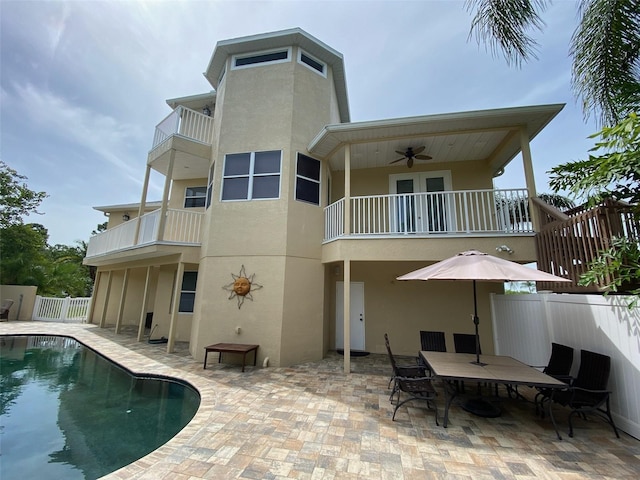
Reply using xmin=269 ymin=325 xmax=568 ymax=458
xmin=1 ymin=0 xmax=600 ymax=246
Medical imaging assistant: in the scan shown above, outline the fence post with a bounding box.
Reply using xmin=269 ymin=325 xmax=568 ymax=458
xmin=61 ymin=297 xmax=71 ymax=322
xmin=33 ymin=295 xmax=42 ymax=320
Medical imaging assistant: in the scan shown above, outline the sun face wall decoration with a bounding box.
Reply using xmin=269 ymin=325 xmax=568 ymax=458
xmin=223 ymin=265 xmax=263 ymax=309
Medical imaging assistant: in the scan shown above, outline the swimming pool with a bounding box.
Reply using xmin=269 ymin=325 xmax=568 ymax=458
xmin=0 ymin=335 xmax=200 ymax=480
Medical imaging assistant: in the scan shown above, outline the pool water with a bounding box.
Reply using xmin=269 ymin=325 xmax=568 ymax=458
xmin=0 ymin=335 xmax=200 ymax=480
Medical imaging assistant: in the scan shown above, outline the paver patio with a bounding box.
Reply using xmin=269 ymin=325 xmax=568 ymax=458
xmin=2 ymin=322 xmax=639 ymax=479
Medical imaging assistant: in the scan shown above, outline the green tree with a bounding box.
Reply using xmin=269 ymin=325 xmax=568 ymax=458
xmin=549 ymin=112 xmax=640 ymax=209
xmin=0 ymin=223 xmax=49 ymax=288
xmin=466 ymin=0 xmax=640 ymax=126
xmin=0 ymin=161 xmax=47 ymax=228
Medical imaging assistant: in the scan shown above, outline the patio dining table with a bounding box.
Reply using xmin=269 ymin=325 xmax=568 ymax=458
xmin=420 ymin=351 xmax=568 ymax=429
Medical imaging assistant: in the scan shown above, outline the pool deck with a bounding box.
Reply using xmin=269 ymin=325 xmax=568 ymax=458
xmin=2 ymin=322 xmax=640 ymax=479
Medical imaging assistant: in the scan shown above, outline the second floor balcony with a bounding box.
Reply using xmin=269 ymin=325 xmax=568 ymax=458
xmin=85 ymin=208 xmax=204 ymax=259
xmin=324 ymin=188 xmax=532 ymax=241
xmin=148 ymin=106 xmax=214 ymax=180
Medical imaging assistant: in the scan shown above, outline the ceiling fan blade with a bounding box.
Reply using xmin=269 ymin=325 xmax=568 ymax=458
xmin=389 ymin=157 xmax=405 ymax=164
xmin=394 ymin=150 xmax=406 ymax=156
xmin=407 ymin=158 xmax=414 ymax=168
xmin=412 ymin=146 xmax=426 ymax=154
xmin=415 ymin=154 xmax=432 ymax=160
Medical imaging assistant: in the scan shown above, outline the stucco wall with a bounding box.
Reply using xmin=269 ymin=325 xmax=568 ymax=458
xmin=0 ymin=285 xmax=38 ymax=321
xmin=329 ymin=261 xmax=503 ymax=357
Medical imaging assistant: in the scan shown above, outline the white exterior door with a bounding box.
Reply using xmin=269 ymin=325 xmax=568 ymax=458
xmin=389 ymin=171 xmax=453 ymax=233
xmin=336 ymin=282 xmax=365 ymax=351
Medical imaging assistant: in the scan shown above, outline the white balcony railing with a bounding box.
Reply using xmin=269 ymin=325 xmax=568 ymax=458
xmin=86 ymin=209 xmax=204 ymax=258
xmin=323 ymin=188 xmax=532 ymax=242
xmin=151 ymin=105 xmax=214 ymax=151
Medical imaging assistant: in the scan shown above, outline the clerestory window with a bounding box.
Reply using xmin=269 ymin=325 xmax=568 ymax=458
xmin=298 ymin=50 xmax=326 ymax=77
xmin=232 ymin=48 xmax=291 ymax=69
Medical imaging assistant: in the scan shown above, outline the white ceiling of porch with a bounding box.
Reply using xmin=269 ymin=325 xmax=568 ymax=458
xmin=308 ymin=104 xmax=564 ymax=175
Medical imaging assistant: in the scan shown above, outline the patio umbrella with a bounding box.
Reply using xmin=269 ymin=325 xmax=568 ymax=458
xmin=396 ymin=249 xmax=571 ymax=365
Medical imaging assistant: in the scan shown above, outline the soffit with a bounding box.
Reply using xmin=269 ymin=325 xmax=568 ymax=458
xmin=308 ymin=104 xmax=564 ymax=174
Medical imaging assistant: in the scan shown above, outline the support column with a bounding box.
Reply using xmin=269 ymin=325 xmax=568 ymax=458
xmin=87 ymin=270 xmax=102 ymax=324
xmin=343 ymin=259 xmax=351 ymax=374
xmin=344 ymin=145 xmax=351 ymax=235
xmin=134 ymin=165 xmax=151 ymax=243
xmin=157 ymin=150 xmax=175 ymax=242
xmin=167 ymin=262 xmax=184 ymax=353
xmin=520 ymin=127 xmax=540 ymax=231
xmin=99 ymin=271 xmax=113 ymax=328
xmin=115 ymin=268 xmax=129 ymax=334
xmin=137 ymin=266 xmax=152 ymax=342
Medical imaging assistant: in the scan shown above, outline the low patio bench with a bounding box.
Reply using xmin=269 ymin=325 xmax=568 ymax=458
xmin=203 ymin=343 xmax=259 ymax=372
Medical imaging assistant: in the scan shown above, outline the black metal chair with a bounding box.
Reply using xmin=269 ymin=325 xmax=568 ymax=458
xmin=420 ymin=331 xmax=447 ymax=352
xmin=534 ymin=342 xmax=574 ymax=415
xmin=453 ymin=333 xmax=481 ymax=393
xmin=548 ymin=349 xmax=620 ymax=440
xmin=453 ymin=333 xmax=479 ymax=354
xmin=384 ymin=333 xmax=438 ymax=424
xmin=384 ymin=333 xmax=424 ymax=400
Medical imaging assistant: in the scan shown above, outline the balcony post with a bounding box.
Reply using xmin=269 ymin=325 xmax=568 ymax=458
xmin=344 ymin=145 xmax=351 ymax=235
xmin=520 ymin=127 xmax=539 ymax=231
xmin=134 ymin=165 xmax=151 ymax=243
xmin=157 ymin=149 xmax=176 ymax=242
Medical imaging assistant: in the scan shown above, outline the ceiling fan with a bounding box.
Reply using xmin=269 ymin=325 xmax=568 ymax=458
xmin=389 ymin=146 xmax=432 ymax=168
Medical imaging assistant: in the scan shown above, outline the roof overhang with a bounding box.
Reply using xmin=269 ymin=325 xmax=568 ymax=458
xmin=204 ymin=28 xmax=350 ymax=123
xmin=308 ymin=104 xmax=564 ymax=175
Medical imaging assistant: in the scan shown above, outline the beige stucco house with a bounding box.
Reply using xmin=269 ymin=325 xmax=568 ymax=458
xmin=84 ymin=28 xmax=564 ymax=372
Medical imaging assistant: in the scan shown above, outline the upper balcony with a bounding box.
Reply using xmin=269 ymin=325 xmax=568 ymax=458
xmin=324 ymin=188 xmax=532 ymax=241
xmin=148 ymin=106 xmax=214 ymax=180
xmin=85 ymin=208 xmax=204 ymax=262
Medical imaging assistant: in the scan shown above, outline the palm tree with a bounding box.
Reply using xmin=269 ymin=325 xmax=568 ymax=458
xmin=465 ymin=0 xmax=640 ymax=126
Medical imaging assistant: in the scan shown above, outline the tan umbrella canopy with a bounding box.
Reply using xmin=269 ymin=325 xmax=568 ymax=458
xmin=397 ymin=250 xmax=571 ymax=364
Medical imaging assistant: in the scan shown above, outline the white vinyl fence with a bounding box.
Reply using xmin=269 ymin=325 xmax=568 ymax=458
xmin=490 ymin=292 xmax=640 ymax=440
xmin=33 ymin=296 xmax=91 ymax=323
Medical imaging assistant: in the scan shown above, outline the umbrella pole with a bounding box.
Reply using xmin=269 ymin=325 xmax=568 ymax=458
xmin=472 ymin=280 xmax=482 ymax=365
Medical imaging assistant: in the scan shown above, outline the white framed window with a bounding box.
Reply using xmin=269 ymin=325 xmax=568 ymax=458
xmin=232 ymin=48 xmax=291 ymax=70
xmin=179 ymin=271 xmax=198 ymax=313
xmin=184 ymin=186 xmax=207 ymax=208
xmin=295 ymin=153 xmax=321 ymax=205
xmin=298 ymin=49 xmax=326 ymax=77
xmin=221 ymin=150 xmax=281 ymax=201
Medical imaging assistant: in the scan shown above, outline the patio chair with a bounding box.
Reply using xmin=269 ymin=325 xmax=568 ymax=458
xmin=386 ymin=333 xmax=438 ymax=424
xmin=534 ymin=342 xmax=574 ymax=415
xmin=0 ymin=299 xmax=13 ymax=321
xmin=453 ymin=333 xmax=481 ymax=393
xmin=548 ymin=349 xmax=620 ymax=440
xmin=420 ymin=331 xmax=447 ymax=352
xmin=384 ymin=333 xmax=425 ymax=400
xmin=453 ymin=333 xmax=479 ymax=354
xmin=418 ymin=330 xmax=447 ymax=374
